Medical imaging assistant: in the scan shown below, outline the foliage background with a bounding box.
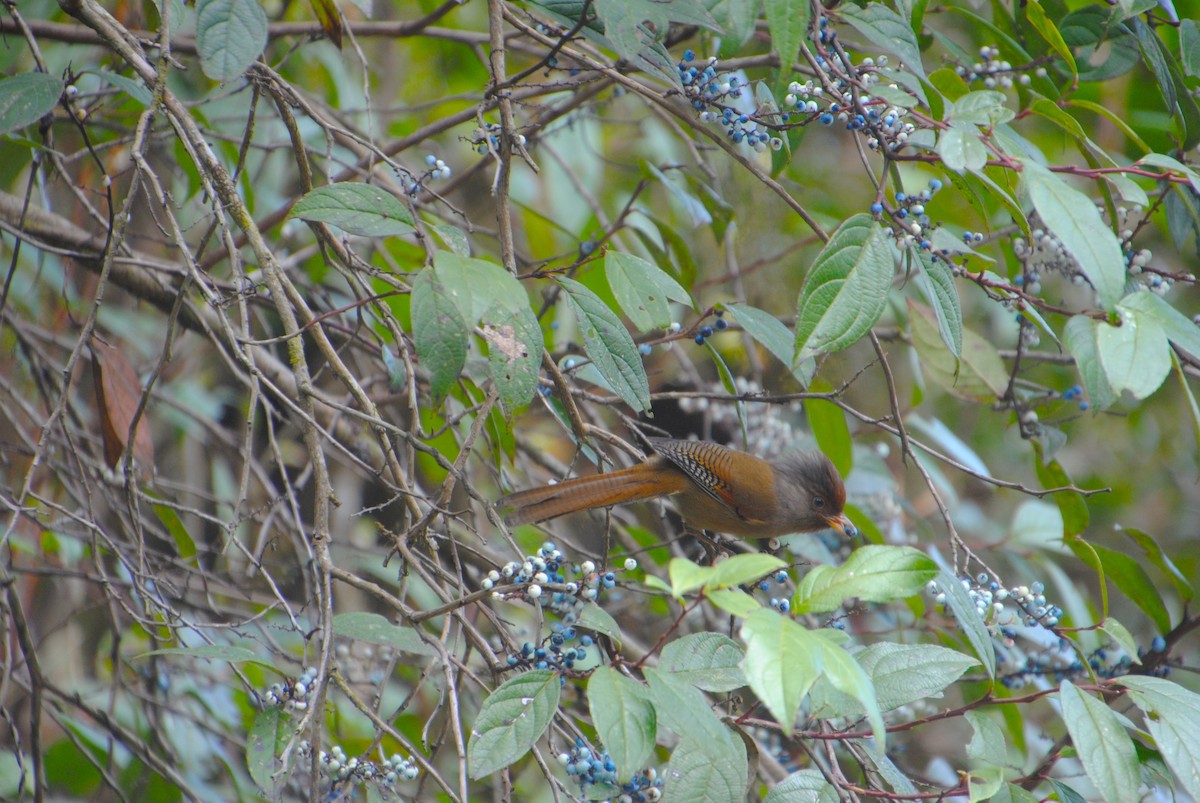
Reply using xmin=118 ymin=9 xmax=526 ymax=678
xmin=0 ymin=0 xmax=1198 ymax=800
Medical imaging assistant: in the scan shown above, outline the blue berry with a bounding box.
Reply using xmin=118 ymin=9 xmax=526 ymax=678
xmin=715 ymin=317 xmax=728 ymax=330
xmin=870 ymin=202 xmax=883 ymax=214
xmin=700 ymin=326 xmax=714 ymax=337
xmin=694 ymin=334 xmax=706 ymax=345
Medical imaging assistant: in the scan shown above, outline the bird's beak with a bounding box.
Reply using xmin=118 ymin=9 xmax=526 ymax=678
xmin=825 ymin=513 xmax=857 ymax=538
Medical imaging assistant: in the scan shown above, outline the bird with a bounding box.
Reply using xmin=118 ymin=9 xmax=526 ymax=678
xmin=497 ymin=437 xmax=856 ymax=540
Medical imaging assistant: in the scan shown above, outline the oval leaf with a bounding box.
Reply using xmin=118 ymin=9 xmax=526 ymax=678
xmin=795 ymin=215 xmax=894 ymax=362
xmin=588 ymin=667 xmax=656 ymax=782
xmin=290 ymin=182 xmax=415 ymax=237
xmin=1059 ymin=680 xmax=1139 ymax=803
xmin=558 ymin=276 xmax=651 ymax=412
xmin=411 ymin=269 xmax=468 ymax=407
xmin=0 ymin=72 xmax=64 ymax=136
xmin=196 ymin=0 xmax=269 ymax=82
xmin=467 ymin=670 xmax=561 ymax=778
xmin=332 ymin=612 xmax=433 ymax=655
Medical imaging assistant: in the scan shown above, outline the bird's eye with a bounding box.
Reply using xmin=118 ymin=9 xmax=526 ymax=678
xmin=812 ymin=496 xmax=825 ymax=508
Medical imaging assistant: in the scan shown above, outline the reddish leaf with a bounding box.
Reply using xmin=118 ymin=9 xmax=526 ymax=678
xmin=91 ymin=339 xmax=155 ymax=474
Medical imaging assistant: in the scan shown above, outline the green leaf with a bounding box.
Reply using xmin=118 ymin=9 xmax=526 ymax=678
xmin=795 ymin=215 xmax=894 ymax=362
xmin=1022 ymin=163 xmax=1125 ymax=310
xmin=911 ymin=249 xmax=962 ymax=357
xmin=1119 ymin=527 xmax=1193 ymax=603
xmin=937 ymin=123 xmax=987 ymax=174
xmin=467 ymin=670 xmax=561 ymax=778
xmin=813 ymin=630 xmax=884 ymax=747
xmin=965 ymin=710 xmax=1006 ymax=763
xmin=1050 ymin=780 xmax=1089 ymax=803
xmin=764 ymin=769 xmax=840 ymax=803
xmin=644 ymin=668 xmax=733 ymax=747
xmin=813 ymin=642 xmax=978 ymax=715
xmin=715 ymin=0 xmax=758 ymax=59
xmin=152 ymin=503 xmax=196 ymax=560
xmin=1031 ymin=447 xmax=1089 ymax=537
xmin=577 ymin=603 xmax=625 ymax=647
xmin=0 ymin=72 xmax=64 ymax=137
xmin=95 ymin=71 xmax=153 ymax=107
xmin=935 ymin=569 xmax=996 ymax=677
xmin=661 ymin=734 xmax=747 ymax=803
xmin=428 ymin=222 xmax=471 ymax=256
xmin=1117 ymin=676 xmax=1200 ymax=800
xmin=709 ymin=553 xmax=787 ymax=590
xmin=966 ymin=766 xmax=1005 ymax=802
xmin=740 ymin=609 xmax=822 ymax=736
xmin=558 ymin=276 xmax=651 ymax=412
xmin=909 ymin=300 xmax=1008 ymax=402
xmin=805 ymin=387 xmax=852 ymax=479
xmin=290 ymin=182 xmax=415 ymax=237
xmin=1059 ymin=680 xmax=1139 ymax=803
xmin=764 ymin=0 xmax=809 ymax=69
xmin=1132 ymin=18 xmax=1200 ymax=150
xmin=411 ymin=269 xmax=468 ymax=407
xmin=588 ymin=667 xmax=656 ymax=782
xmin=138 ymin=644 xmax=263 ymax=663
xmin=1063 ymin=315 xmax=1117 ymax=409
xmin=1118 ymin=291 xmax=1200 ymax=360
xmin=1010 ymin=499 xmax=1064 ymax=548
xmin=1182 ymin=20 xmax=1200 ymax=78
xmin=1025 ymin=0 xmax=1077 ymax=78
xmin=1084 ymin=543 xmax=1171 ymax=633
xmin=840 ymin=3 xmax=925 ymax=79
xmin=727 ymin=304 xmax=795 ymax=369
xmin=1097 ymin=618 xmax=1141 ymax=664
xmin=1097 ymin=303 xmax=1172 ymax=400
xmin=481 ymin=301 xmax=543 ymax=415
xmin=659 ymin=632 xmax=746 ymax=692
xmin=196 ymin=0 xmax=269 ymax=82
xmin=1138 ymin=153 xmax=1200 ymax=195
xmin=332 ymin=612 xmax=434 ymax=655
xmin=793 ymin=545 xmax=937 ymax=613
xmin=707 ymin=587 xmax=763 ymax=618
xmin=669 ymin=557 xmax=716 ymax=597
xmin=434 ymin=251 xmax=529 ymax=325
xmin=947 ymin=90 xmax=1015 ymax=126
xmin=247 ymin=706 xmax=282 ymax=797
xmin=606 ymin=251 xmax=691 ymax=331
xmin=593 ymin=0 xmax=720 ymax=86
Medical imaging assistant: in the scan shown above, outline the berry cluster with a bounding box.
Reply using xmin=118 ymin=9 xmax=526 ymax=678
xmin=423 ymin=153 xmax=451 ymax=180
xmin=873 ymin=179 xmax=945 ymax=251
xmin=298 ymin=742 xmax=420 ymax=791
xmin=676 ymin=52 xmax=783 ymax=153
xmin=995 ymin=633 xmax=1171 ymax=688
xmin=693 ymin=309 xmax=729 ymax=345
xmin=484 ymin=542 xmax=637 ymax=619
xmin=558 ymin=739 xmax=664 ymax=802
xmin=952 ymin=45 xmax=1040 ymax=89
xmin=930 ymin=576 xmax=1064 ymax=629
xmin=507 ymin=624 xmax=596 ymax=672
xmin=470 ymin=122 xmax=528 ymax=154
xmin=1060 ymin=384 xmax=1090 ymax=411
xmin=758 ymin=570 xmax=793 ymax=612
xmin=261 ymin=665 xmax=318 ymax=712
xmin=923 ymin=576 xmax=1173 ymax=688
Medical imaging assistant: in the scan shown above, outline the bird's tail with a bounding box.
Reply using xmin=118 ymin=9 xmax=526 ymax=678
xmin=497 ymin=464 xmax=676 ymax=526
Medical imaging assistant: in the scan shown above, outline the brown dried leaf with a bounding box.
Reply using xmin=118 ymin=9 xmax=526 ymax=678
xmin=91 ymin=339 xmax=155 ymax=473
